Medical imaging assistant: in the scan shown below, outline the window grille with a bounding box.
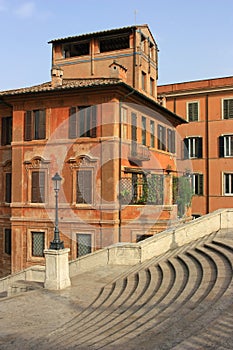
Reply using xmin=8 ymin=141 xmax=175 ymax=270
xmin=121 ymin=173 xmax=164 ymax=205
xmin=32 ymin=232 xmax=45 ymax=257
xmin=77 ymin=233 xmax=92 ymax=257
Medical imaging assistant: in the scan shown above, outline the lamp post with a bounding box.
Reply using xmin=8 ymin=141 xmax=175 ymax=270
xmin=50 ymin=172 xmax=64 ymax=250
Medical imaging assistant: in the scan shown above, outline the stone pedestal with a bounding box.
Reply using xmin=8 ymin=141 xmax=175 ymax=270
xmin=44 ymin=248 xmax=71 ymax=290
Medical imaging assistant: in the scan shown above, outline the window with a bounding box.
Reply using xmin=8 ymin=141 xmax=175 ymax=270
xmin=158 ymin=124 xmax=166 ymax=151
xmin=224 ymin=173 xmax=233 ymax=195
xmin=187 ymin=102 xmax=199 ymax=122
xmin=184 ymin=137 xmax=202 ymax=159
xmin=150 ymin=77 xmax=155 ymax=96
xmin=150 ymin=120 xmax=155 ymax=148
xmin=136 ymin=234 xmax=153 ymax=242
xmin=140 ymin=34 xmax=147 ymax=52
xmin=63 ymin=41 xmax=90 ymax=58
xmin=69 ymin=106 xmax=97 ymax=138
xmin=31 ymin=171 xmax=45 ymax=203
xmin=32 ymin=231 xmax=45 ymax=257
xmin=1 ymin=116 xmax=12 ymax=145
xmin=4 ymin=228 xmax=11 ymax=255
xmin=141 ymin=71 xmax=146 ymax=91
xmin=122 ymin=108 xmax=128 ymax=139
xmin=219 ymin=135 xmax=233 ymax=157
xmin=76 ymin=170 xmax=93 ymax=204
xmin=5 ymin=172 xmax=11 ymax=203
xmin=131 ymin=112 xmax=137 ymax=156
xmin=99 ymin=35 xmax=129 ymax=53
xmin=121 ymin=173 xmax=164 ymax=205
xmin=141 ymin=116 xmax=146 ymax=145
xmin=192 ymin=174 xmax=204 ymax=195
xmin=76 ymin=233 xmax=92 ymax=257
xmin=24 ymin=110 xmax=46 ymax=141
xmin=149 ymin=42 xmax=154 ymax=60
xmin=167 ymin=129 xmax=176 ymax=153
xmin=223 ymin=99 xmax=233 ymax=119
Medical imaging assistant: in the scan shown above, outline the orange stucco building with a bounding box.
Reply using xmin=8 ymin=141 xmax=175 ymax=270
xmin=158 ymin=76 xmax=233 ymax=218
xmin=0 ymin=25 xmax=187 ymax=276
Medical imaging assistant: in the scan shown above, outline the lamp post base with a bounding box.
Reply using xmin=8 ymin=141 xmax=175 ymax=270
xmin=44 ymin=248 xmax=71 ymax=290
xmin=49 ymin=240 xmax=64 ymax=250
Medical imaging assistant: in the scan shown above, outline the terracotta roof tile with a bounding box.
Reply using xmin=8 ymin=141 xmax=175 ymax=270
xmin=0 ymin=78 xmax=121 ymax=96
xmin=48 ymin=25 xmax=148 ymax=44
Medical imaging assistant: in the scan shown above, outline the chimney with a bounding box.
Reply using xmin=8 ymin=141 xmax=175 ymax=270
xmin=51 ymin=66 xmax=63 ymax=87
xmin=109 ymin=61 xmax=127 ymax=82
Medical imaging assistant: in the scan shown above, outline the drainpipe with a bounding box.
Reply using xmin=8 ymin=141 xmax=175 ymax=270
xmin=205 ymin=94 xmax=210 ymax=214
xmin=133 ymin=28 xmax=137 ymax=88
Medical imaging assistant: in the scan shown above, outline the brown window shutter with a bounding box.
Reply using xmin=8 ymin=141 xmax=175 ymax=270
xmin=5 ymin=173 xmax=12 ymax=203
xmin=91 ymin=105 xmax=97 ymax=138
xmin=32 ymin=171 xmax=45 ymax=203
xmin=69 ymin=107 xmax=77 ymax=138
xmin=38 ymin=110 xmax=46 ymax=139
xmin=24 ymin=111 xmax=32 ymax=141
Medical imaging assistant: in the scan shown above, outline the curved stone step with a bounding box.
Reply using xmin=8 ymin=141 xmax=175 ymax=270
xmin=94 ymin=244 xmax=228 ymax=349
xmin=68 ymin=260 xmax=174 ymax=348
xmin=125 ymin=244 xmax=233 ymax=350
xmin=87 ymin=259 xmax=186 ymax=349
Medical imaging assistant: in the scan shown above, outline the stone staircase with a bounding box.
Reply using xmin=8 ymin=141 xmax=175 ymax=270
xmin=41 ymin=229 xmax=233 ymax=350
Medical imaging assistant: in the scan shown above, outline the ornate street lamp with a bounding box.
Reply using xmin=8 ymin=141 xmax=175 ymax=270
xmin=50 ymin=172 xmax=64 ymax=250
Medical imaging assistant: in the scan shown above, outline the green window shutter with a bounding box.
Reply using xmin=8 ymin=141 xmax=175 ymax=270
xmin=188 ymin=102 xmax=198 ymax=121
xmin=197 ymin=137 xmax=203 ymax=158
xmin=199 ymin=174 xmax=204 ymax=195
xmin=223 ymin=99 xmax=233 ymax=119
xmin=219 ymin=136 xmax=224 ymax=157
xmin=183 ymin=138 xmax=189 ymax=159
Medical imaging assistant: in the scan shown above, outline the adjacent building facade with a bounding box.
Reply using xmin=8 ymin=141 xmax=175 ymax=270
xmin=158 ymin=76 xmax=233 ymax=218
xmin=0 ymin=25 xmax=186 ymax=276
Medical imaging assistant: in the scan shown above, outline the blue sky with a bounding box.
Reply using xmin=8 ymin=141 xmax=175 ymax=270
xmin=0 ymin=0 xmax=233 ymax=90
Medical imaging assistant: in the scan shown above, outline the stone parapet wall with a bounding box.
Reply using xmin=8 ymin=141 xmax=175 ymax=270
xmin=0 ymin=208 xmax=233 ymax=293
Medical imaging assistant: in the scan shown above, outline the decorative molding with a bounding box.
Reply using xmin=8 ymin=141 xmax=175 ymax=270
xmin=24 ymin=156 xmax=50 ymax=170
